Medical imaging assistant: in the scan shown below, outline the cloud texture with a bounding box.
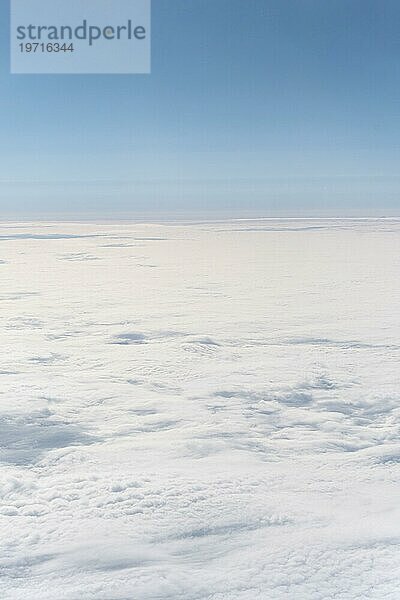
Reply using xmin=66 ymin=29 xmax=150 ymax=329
xmin=0 ymin=219 xmax=400 ymax=599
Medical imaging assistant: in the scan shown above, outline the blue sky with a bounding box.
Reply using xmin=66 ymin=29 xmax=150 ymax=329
xmin=0 ymin=0 xmax=399 ymax=216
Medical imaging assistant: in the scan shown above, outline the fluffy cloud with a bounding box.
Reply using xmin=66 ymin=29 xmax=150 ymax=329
xmin=0 ymin=219 xmax=400 ymax=599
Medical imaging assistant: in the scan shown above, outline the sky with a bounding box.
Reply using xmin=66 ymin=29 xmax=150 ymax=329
xmin=0 ymin=0 xmax=399 ymax=217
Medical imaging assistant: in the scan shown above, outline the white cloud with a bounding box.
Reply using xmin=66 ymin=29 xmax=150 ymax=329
xmin=1 ymin=219 xmax=400 ymax=599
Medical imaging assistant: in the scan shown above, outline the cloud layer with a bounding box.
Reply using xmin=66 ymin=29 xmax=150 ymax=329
xmin=1 ymin=219 xmax=400 ymax=599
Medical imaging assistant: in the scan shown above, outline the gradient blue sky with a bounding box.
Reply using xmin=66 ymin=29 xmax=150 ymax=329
xmin=1 ymin=0 xmax=399 ymax=216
